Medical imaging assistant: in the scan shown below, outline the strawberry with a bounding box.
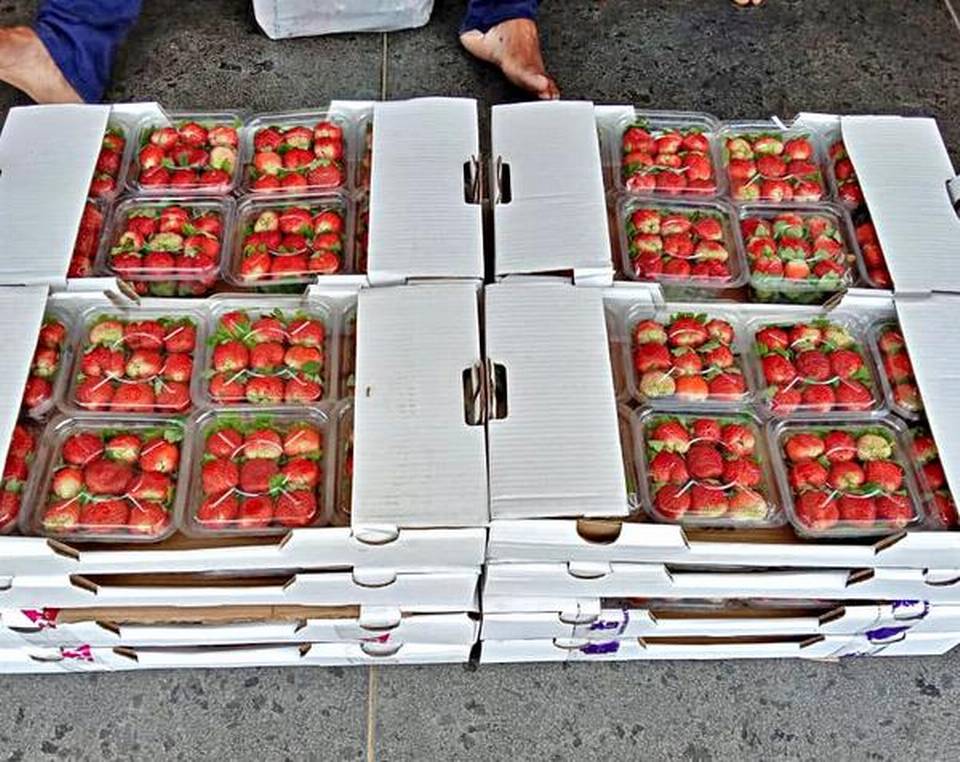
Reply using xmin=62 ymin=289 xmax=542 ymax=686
xmin=0 ymin=492 xmax=20 ymax=528
xmin=705 ymin=319 xmax=734 ymax=345
xmin=827 ymin=461 xmax=865 ymax=490
xmin=63 ymin=433 xmax=104 ymax=466
xmin=911 ymin=433 xmax=938 ymax=465
xmin=640 ymin=371 xmax=676 ymax=398
xmin=250 ymin=342 xmax=285 ymax=371
xmin=800 ymin=384 xmax=835 ymax=413
xmin=648 ymin=451 xmax=689 ymax=485
xmin=922 ymin=461 xmax=946 ymax=491
xmin=125 ymin=349 xmax=163 ymax=379
xmin=162 ymin=353 xmax=193 ymax=382
xmin=245 ymin=429 xmax=284 ymax=459
xmin=156 ymin=381 xmax=190 ymax=412
xmin=206 ymin=428 xmax=243 ymax=458
xmin=9 ymin=425 xmax=36 ymax=459
xmin=686 ymin=443 xmax=724 ymax=479
xmin=202 ymin=458 xmax=239 ymax=494
xmin=856 ymin=433 xmax=893 ymax=461
xmin=771 ymin=387 xmax=802 ymax=414
xmin=284 ymin=374 xmax=323 ymax=403
xmin=246 ymin=376 xmax=285 ymax=405
xmin=893 ymin=382 xmax=922 ymax=412
xmin=111 ymin=382 xmax=155 ymax=412
xmin=790 ymin=460 xmax=828 ymax=489
xmin=830 ymin=349 xmax=863 ymax=379
xmin=128 ymin=472 xmax=172 ymax=502
xmin=237 ymin=496 xmax=274 ymax=528
xmin=883 ymin=352 xmax=913 ymax=383
xmin=835 ymin=379 xmax=874 ymax=411
xmin=52 ymin=467 xmax=83 ymax=499
xmin=210 ymin=373 xmax=246 ymax=402
xmin=213 ymin=341 xmax=249 ymax=372
xmin=722 ymin=458 xmax=762 ymax=488
xmin=105 ymin=434 xmax=141 ymax=463
xmin=197 ymin=491 xmax=240 ymax=529
xmin=650 ymin=421 xmax=690 ymax=454
xmin=666 ymin=317 xmax=709 ymax=348
xmin=38 ymin=321 xmax=67 ymax=350
xmin=128 ymin=501 xmax=170 ymax=535
xmin=80 ymin=499 xmax=130 ymax=532
xmin=287 ymin=319 xmax=325 ymax=347
xmin=689 ymin=484 xmax=728 ymax=517
xmin=248 ymin=316 xmax=286 ymax=343
xmin=795 ymin=350 xmax=831 ymax=382
xmin=283 ymin=425 xmax=322 ymax=457
xmin=708 ymin=372 xmax=746 ymax=400
xmin=84 ymin=458 xmax=133 ymax=495
xmin=139 ymin=438 xmax=180 ymax=474
xmin=864 ymin=460 xmax=903 ymax=492
xmin=762 ymin=354 xmax=796 ymax=385
xmin=878 ymin=328 xmax=904 ymax=354
xmin=838 ymin=495 xmax=876 ymax=523
xmin=42 ymin=499 xmax=81 ymax=531
xmin=720 ymin=424 xmax=755 ymax=457
xmin=728 ymin=488 xmax=768 ymax=519
xmin=281 ymin=457 xmax=319 ymax=489
xmin=240 ymin=458 xmax=279 ymax=493
xmin=653 ymin=483 xmax=690 ymax=520
xmin=795 ymin=491 xmax=839 ymax=530
xmin=784 ymin=432 xmax=824 ymax=461
xmin=703 ymin=344 xmax=734 ymax=369
xmin=876 ymin=494 xmax=915 ymax=528
xmin=634 ymin=342 xmax=671 ymax=373
xmin=756 ymin=327 xmax=789 ymax=352
xmin=691 ymin=418 xmax=721 ymax=441
xmin=275 ymin=490 xmax=318 ymax=527
xmin=675 ymin=376 xmax=709 ymax=401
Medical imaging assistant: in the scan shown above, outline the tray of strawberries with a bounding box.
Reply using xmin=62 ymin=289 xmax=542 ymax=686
xmin=65 ymin=308 xmax=203 ymax=415
xmin=27 ymin=416 xmax=188 ymax=542
xmin=0 ymin=422 xmax=41 ymax=534
xmin=634 ymin=410 xmax=781 ymax=527
xmin=771 ymin=419 xmax=924 ymax=537
xmin=200 ymin=303 xmax=331 ymax=408
xmin=908 ymin=426 xmax=957 ymax=528
xmin=88 ymin=122 xmax=131 ymax=199
xmin=868 ymin=319 xmax=922 ymax=419
xmin=749 ymin=317 xmax=883 ymax=417
xmin=21 ymin=310 xmax=72 ymax=419
xmin=243 ymin=111 xmax=348 ymax=193
xmin=186 ymin=409 xmax=330 ymax=536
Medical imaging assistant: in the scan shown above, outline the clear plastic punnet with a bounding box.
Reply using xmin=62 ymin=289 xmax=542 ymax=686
xmin=354 ymin=195 xmax=369 ymax=274
xmin=21 ymin=306 xmax=75 ymax=419
xmin=717 ymin=121 xmax=828 ymax=205
xmin=747 ymin=314 xmax=885 ymax=418
xmin=617 ymin=197 xmax=748 ymax=298
xmin=355 ymin=112 xmax=373 ymax=192
xmin=609 ymin=110 xmax=724 ymax=199
xmin=23 ymin=415 xmax=190 ymax=543
xmin=127 ymin=111 xmax=244 ymax=196
xmin=769 ymin=417 xmax=926 ymax=538
xmin=822 ymin=127 xmax=865 ymax=210
xmin=738 ymin=203 xmax=859 ymax=304
xmin=867 ymin=318 xmax=923 ymax=420
xmin=88 ymin=120 xmax=134 ymax=201
xmin=182 ymin=407 xmax=332 ymax=537
xmin=633 ymin=408 xmax=783 ymax=528
xmin=905 ymin=424 xmax=957 ymax=529
xmin=196 ymin=299 xmax=335 ymax=409
xmin=226 ymin=192 xmax=352 ymax=290
xmin=619 ymin=302 xmax=754 ymax=409
xmin=241 ymin=110 xmax=351 ymax=195
xmin=334 ymin=400 xmax=353 ymax=526
xmin=69 ymin=198 xmax=109 ymax=279
xmin=96 ymin=195 xmax=234 ymax=297
xmin=61 ymin=305 xmax=205 ymax=416
xmin=0 ymin=420 xmax=44 ymax=535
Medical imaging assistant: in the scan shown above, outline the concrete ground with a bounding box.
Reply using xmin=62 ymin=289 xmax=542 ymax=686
xmin=2 ymin=0 xmax=960 ymax=759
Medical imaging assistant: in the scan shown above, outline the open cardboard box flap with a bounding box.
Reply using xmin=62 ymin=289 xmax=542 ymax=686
xmin=842 ymin=115 xmax=960 ymax=295
xmin=491 ymin=101 xmax=612 ymax=283
xmin=368 ymin=97 xmax=483 ymax=284
xmin=352 ymin=282 xmax=488 ymax=528
xmin=485 ymin=281 xmax=627 ymax=519
xmin=0 ymin=103 xmax=166 ymax=287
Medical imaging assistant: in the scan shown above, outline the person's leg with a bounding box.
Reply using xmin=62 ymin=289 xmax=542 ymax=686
xmin=0 ymin=0 xmax=141 ymax=104
xmin=460 ymin=0 xmax=559 ymax=100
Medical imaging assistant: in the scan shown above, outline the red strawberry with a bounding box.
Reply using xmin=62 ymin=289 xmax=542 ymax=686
xmin=835 ymin=380 xmax=874 ymax=411
xmin=691 ymin=418 xmax=721 ymax=442
xmin=156 ymin=381 xmax=190 ymax=412
xmin=124 ymin=321 xmax=165 ymax=351
xmin=671 ymin=349 xmax=702 ymax=377
xmin=864 ymin=460 xmax=904 ymax=492
xmin=762 ymin=354 xmax=796 ymax=384
xmin=246 ymin=376 xmax=285 ymax=404
xmin=275 ymin=490 xmax=318 ymax=527
xmin=139 ymin=438 xmax=180 ymax=474
xmin=728 ymin=488 xmax=768 ymax=519
xmin=205 ymin=428 xmax=243 ymax=459
xmin=128 ymin=472 xmax=172 ymax=502
xmin=286 ymin=319 xmax=325 ymax=347
xmin=686 ymin=443 xmax=724 ymax=479
xmin=284 ymin=374 xmax=323 ymax=403
xmin=634 ymin=342 xmax=671 ymax=373
xmin=823 ymin=431 xmax=857 ymax=462
xmin=161 ymin=353 xmax=193 ymax=383
xmin=203 ymin=458 xmax=239 ymax=494
xmin=756 ymin=326 xmax=789 ymax=352
xmin=838 ymin=495 xmax=876 ymax=523
xmin=795 ymin=350 xmax=831 ymax=382
xmin=795 ymin=491 xmax=839 ymax=530
xmin=9 ymin=425 xmax=36 ymax=459
xmin=650 ymin=421 xmax=690 ymax=453
xmin=128 ymin=501 xmax=170 ymax=535
xmin=237 ymin=495 xmax=274 ymax=528
xmin=0 ymin=491 xmax=20 ymax=528
xmin=830 ymin=349 xmax=863 ymax=379
xmin=708 ymin=372 xmax=746 ymax=400
xmin=110 ymin=382 xmax=155 ymax=412
xmin=653 ymin=483 xmax=690 ymax=521
xmin=240 ymin=458 xmax=279 ymax=493
xmin=306 ymin=164 xmax=342 ymax=187
xmin=38 ymin=321 xmax=67 ymax=350
xmin=281 ymin=457 xmax=319 ymax=489
xmin=197 ymin=491 xmax=240 ymax=529
xmin=43 ymin=498 xmax=81 ymax=531
xmin=244 ymin=429 xmax=284 ymax=459
xmin=689 ymin=484 xmax=728 ymax=517
xmin=84 ymin=458 xmax=133 ymax=495
xmin=828 ymin=461 xmax=865 ymax=490
xmin=63 ymin=433 xmax=105 ymax=466
xmin=250 ymin=342 xmax=285 ymax=371
xmin=648 ymin=451 xmax=689 ymax=485
xmin=213 ymin=340 xmax=249 ymax=372
xmin=721 ymin=424 xmax=755 ymax=457
xmin=722 ymin=458 xmax=762 ymax=488
xmin=52 ymin=467 xmax=83 ymax=499
xmin=703 ymin=344 xmax=734 ymax=369
xmin=80 ymin=498 xmax=130 ymax=531
xmin=140 ymin=166 xmax=171 ymax=186
xmin=125 ymin=349 xmax=163 ymax=379
xmin=666 ymin=317 xmax=709 ymax=348
xmin=883 ymin=352 xmax=913 ymax=383
xmin=800 ymin=384 xmax=835 ymax=413
xmin=876 ymin=494 xmax=915 ymax=528
xmin=922 ymin=461 xmax=947 ymax=491
xmin=249 ymin=316 xmax=286 ymax=343
xmin=790 ymin=460 xmax=828 ymax=489
xmin=771 ymin=387 xmax=802 ymax=414
xmin=784 ymin=432 xmax=825 ymax=461
xmin=675 ymin=376 xmax=709 ymax=401
xmin=283 ymin=425 xmax=322 ymax=457
xmin=705 ymin=319 xmax=734 ymax=345
xmin=105 ymin=433 xmax=141 ymax=463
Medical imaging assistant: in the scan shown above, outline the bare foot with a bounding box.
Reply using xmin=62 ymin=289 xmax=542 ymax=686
xmin=461 ymin=18 xmax=560 ymax=100
xmin=0 ymin=26 xmax=82 ymax=103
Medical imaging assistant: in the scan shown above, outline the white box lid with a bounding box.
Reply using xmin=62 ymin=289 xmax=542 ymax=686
xmin=485 ymin=281 xmax=627 ymax=519
xmin=491 ymin=102 xmax=612 ymax=282
xmin=895 ymin=293 xmax=960 ymax=499
xmin=368 ymin=98 xmax=483 ymax=284
xmin=0 ymin=286 xmax=47 ymax=469
xmin=842 ymin=115 xmax=960 ymax=294
xmin=352 ymin=282 xmax=488 ymax=528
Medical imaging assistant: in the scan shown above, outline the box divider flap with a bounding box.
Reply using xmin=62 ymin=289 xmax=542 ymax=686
xmin=485 ymin=282 xmax=627 ymax=518
xmin=842 ymin=116 xmax=960 ymax=294
xmin=353 ymin=283 xmax=488 ymax=527
xmin=492 ymin=102 xmax=612 ymax=277
xmin=0 ymin=105 xmax=110 ymax=284
xmin=895 ymin=294 xmax=960 ymax=499
xmin=368 ymin=98 xmax=483 ymax=282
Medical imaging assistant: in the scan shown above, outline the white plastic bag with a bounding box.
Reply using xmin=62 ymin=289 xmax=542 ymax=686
xmin=253 ymin=0 xmax=435 ymax=39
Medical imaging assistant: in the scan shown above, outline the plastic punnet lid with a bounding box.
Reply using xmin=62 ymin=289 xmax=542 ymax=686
xmin=63 ymin=306 xmax=205 ymax=415
xmin=770 ymin=417 xmax=925 ymax=538
xmin=618 ymin=197 xmax=747 ymax=293
xmin=97 ymin=196 xmax=233 ymax=298
xmin=634 ymin=408 xmax=783 ymax=528
xmin=25 ymin=415 xmax=189 ymax=543
xmin=717 ymin=121 xmax=828 ymax=205
xmin=622 ymin=303 xmax=753 ymax=409
xmin=748 ymin=314 xmax=885 ymax=418
xmin=198 ymin=300 xmax=333 ymax=409
xmin=241 ymin=110 xmax=349 ymax=194
xmin=227 ymin=193 xmax=351 ymax=288
xmin=183 ymin=408 xmax=331 ymax=537
xmin=611 ymin=110 xmax=723 ymax=199
xmin=128 ymin=111 xmax=244 ymax=196
xmin=738 ymin=203 xmax=858 ymax=302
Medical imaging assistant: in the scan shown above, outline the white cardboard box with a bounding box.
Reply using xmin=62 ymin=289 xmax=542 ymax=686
xmin=0 ymin=605 xmax=478 ymax=647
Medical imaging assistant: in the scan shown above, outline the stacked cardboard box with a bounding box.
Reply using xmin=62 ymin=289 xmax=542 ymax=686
xmin=0 ymin=98 xmax=489 ymax=672
xmin=479 ymin=102 xmax=960 ymax=663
